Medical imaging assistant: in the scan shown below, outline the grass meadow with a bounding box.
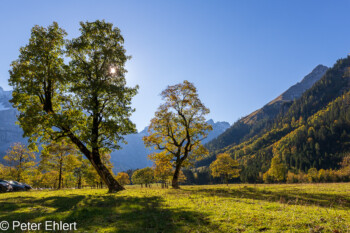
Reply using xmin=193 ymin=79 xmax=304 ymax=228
xmin=0 ymin=183 xmax=349 ymax=232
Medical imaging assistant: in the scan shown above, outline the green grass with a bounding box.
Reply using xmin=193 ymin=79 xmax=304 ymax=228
xmin=1 ymin=183 xmax=350 ymax=232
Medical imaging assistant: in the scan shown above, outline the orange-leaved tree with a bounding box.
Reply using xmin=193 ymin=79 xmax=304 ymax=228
xmin=143 ymin=80 xmax=212 ymax=188
xmin=210 ymin=153 xmax=240 ymax=185
xmin=116 ymin=172 xmax=130 ymax=185
xmin=3 ymin=143 xmax=36 ymax=182
xmin=40 ymin=140 xmax=79 ymax=189
xmin=153 ymin=158 xmax=173 ymax=188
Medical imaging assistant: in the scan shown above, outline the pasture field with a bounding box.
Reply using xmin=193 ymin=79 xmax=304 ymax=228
xmin=0 ymin=183 xmax=349 ymax=232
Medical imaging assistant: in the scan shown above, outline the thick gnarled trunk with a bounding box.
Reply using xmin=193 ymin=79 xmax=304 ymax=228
xmin=44 ymin=94 xmax=124 ymax=193
xmin=172 ymin=160 xmax=182 ymax=189
xmin=66 ymin=131 xmax=124 ymax=193
xmin=90 ymin=152 xmax=124 ymax=193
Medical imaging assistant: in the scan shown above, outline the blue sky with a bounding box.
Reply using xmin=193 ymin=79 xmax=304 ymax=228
xmin=0 ymin=1 xmax=349 ymax=131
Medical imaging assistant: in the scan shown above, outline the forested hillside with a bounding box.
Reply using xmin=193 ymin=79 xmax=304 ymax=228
xmin=205 ymin=65 xmax=328 ymax=154
xmin=194 ymin=57 xmax=350 ymax=184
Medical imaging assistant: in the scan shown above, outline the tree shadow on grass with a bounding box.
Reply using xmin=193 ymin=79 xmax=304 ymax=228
xmin=183 ymin=186 xmax=350 ymax=209
xmin=66 ymin=195 xmax=219 ymax=233
xmin=0 ymin=193 xmax=221 ymax=233
xmin=0 ymin=194 xmax=86 ymax=223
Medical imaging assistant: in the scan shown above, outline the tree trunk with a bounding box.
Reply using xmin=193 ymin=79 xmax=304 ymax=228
xmin=17 ymin=170 xmax=21 ymax=182
xmin=90 ymin=152 xmax=124 ymax=193
xmin=58 ymin=159 xmax=63 ymax=189
xmin=77 ymin=175 xmax=82 ymax=189
xmin=172 ymin=161 xmax=182 ymax=189
xmin=40 ymin=83 xmax=125 ymax=193
xmin=64 ymin=131 xmax=123 ymax=192
xmin=18 ymin=155 xmax=23 ymax=182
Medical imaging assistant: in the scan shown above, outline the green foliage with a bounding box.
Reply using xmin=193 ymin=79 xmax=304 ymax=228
xmin=65 ymin=20 xmax=138 ymax=150
xmin=9 ymin=20 xmax=138 ymax=149
xmin=116 ymin=172 xmax=130 ymax=185
xmin=210 ymin=153 xmax=240 ymax=184
xmin=72 ymin=155 xmax=91 ymax=189
xmin=2 ymin=143 xmax=36 ymax=182
xmin=307 ymin=168 xmax=318 ymax=182
xmin=205 ymin=121 xmax=251 ymax=153
xmin=153 ymin=158 xmax=173 ymax=185
xmin=263 ymin=156 xmax=287 ymax=183
xmin=8 ymin=20 xmax=138 ymax=192
xmin=8 ymin=22 xmax=67 ymax=148
xmin=131 ymin=167 xmax=154 ymax=187
xmin=40 ymin=140 xmax=80 ymax=189
xmin=200 ymin=57 xmax=350 ymax=184
xmin=284 ymin=156 xmax=350 ymax=183
xmin=0 ymin=141 xmax=117 ymax=189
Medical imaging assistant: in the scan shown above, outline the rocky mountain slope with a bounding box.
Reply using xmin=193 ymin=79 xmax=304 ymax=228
xmin=242 ymin=65 xmax=328 ymax=125
xmin=204 ymin=65 xmax=328 ymax=155
xmin=0 ymin=88 xmax=27 ymax=161
xmin=216 ymin=56 xmax=350 ymax=182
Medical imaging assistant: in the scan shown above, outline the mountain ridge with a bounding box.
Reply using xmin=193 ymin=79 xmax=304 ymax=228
xmin=193 ymin=57 xmax=350 ymax=184
xmin=241 ymin=64 xmax=328 ymax=125
xmin=204 ymin=64 xmax=328 ymax=155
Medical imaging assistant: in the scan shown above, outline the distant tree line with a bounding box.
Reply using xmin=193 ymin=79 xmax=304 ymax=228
xmin=1 ymin=142 xmax=118 ymax=189
xmin=0 ymin=141 xmax=191 ymax=189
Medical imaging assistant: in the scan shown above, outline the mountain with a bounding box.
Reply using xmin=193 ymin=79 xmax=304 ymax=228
xmin=241 ymin=65 xmax=328 ymax=125
xmin=197 ymin=57 xmax=350 ymax=183
xmin=0 ymin=87 xmax=12 ymax=110
xmin=0 ymin=88 xmax=27 ymax=161
xmin=204 ymin=65 xmax=328 ymax=156
xmin=110 ymin=119 xmax=230 ymax=172
xmin=203 ymin=119 xmax=231 ymax=143
xmin=0 ymin=85 xmax=229 ymax=172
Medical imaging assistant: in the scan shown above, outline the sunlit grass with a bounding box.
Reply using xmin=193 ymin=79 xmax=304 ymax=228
xmin=0 ymin=183 xmax=349 ymax=232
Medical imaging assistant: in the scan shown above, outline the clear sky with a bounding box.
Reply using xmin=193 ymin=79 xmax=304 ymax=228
xmin=0 ymin=1 xmax=349 ymax=131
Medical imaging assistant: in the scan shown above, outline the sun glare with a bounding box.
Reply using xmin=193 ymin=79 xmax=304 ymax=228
xmin=110 ymin=67 xmax=116 ymax=74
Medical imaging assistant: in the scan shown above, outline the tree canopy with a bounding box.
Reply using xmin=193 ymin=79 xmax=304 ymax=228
xmin=210 ymin=153 xmax=240 ymax=185
xmin=131 ymin=167 xmax=154 ymax=187
xmin=3 ymin=143 xmax=36 ymax=182
xmin=116 ymin=172 xmax=130 ymax=186
xmin=143 ymin=80 xmax=212 ymax=188
xmin=9 ymin=20 xmax=138 ymax=192
xmin=40 ymin=140 xmax=79 ymax=189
